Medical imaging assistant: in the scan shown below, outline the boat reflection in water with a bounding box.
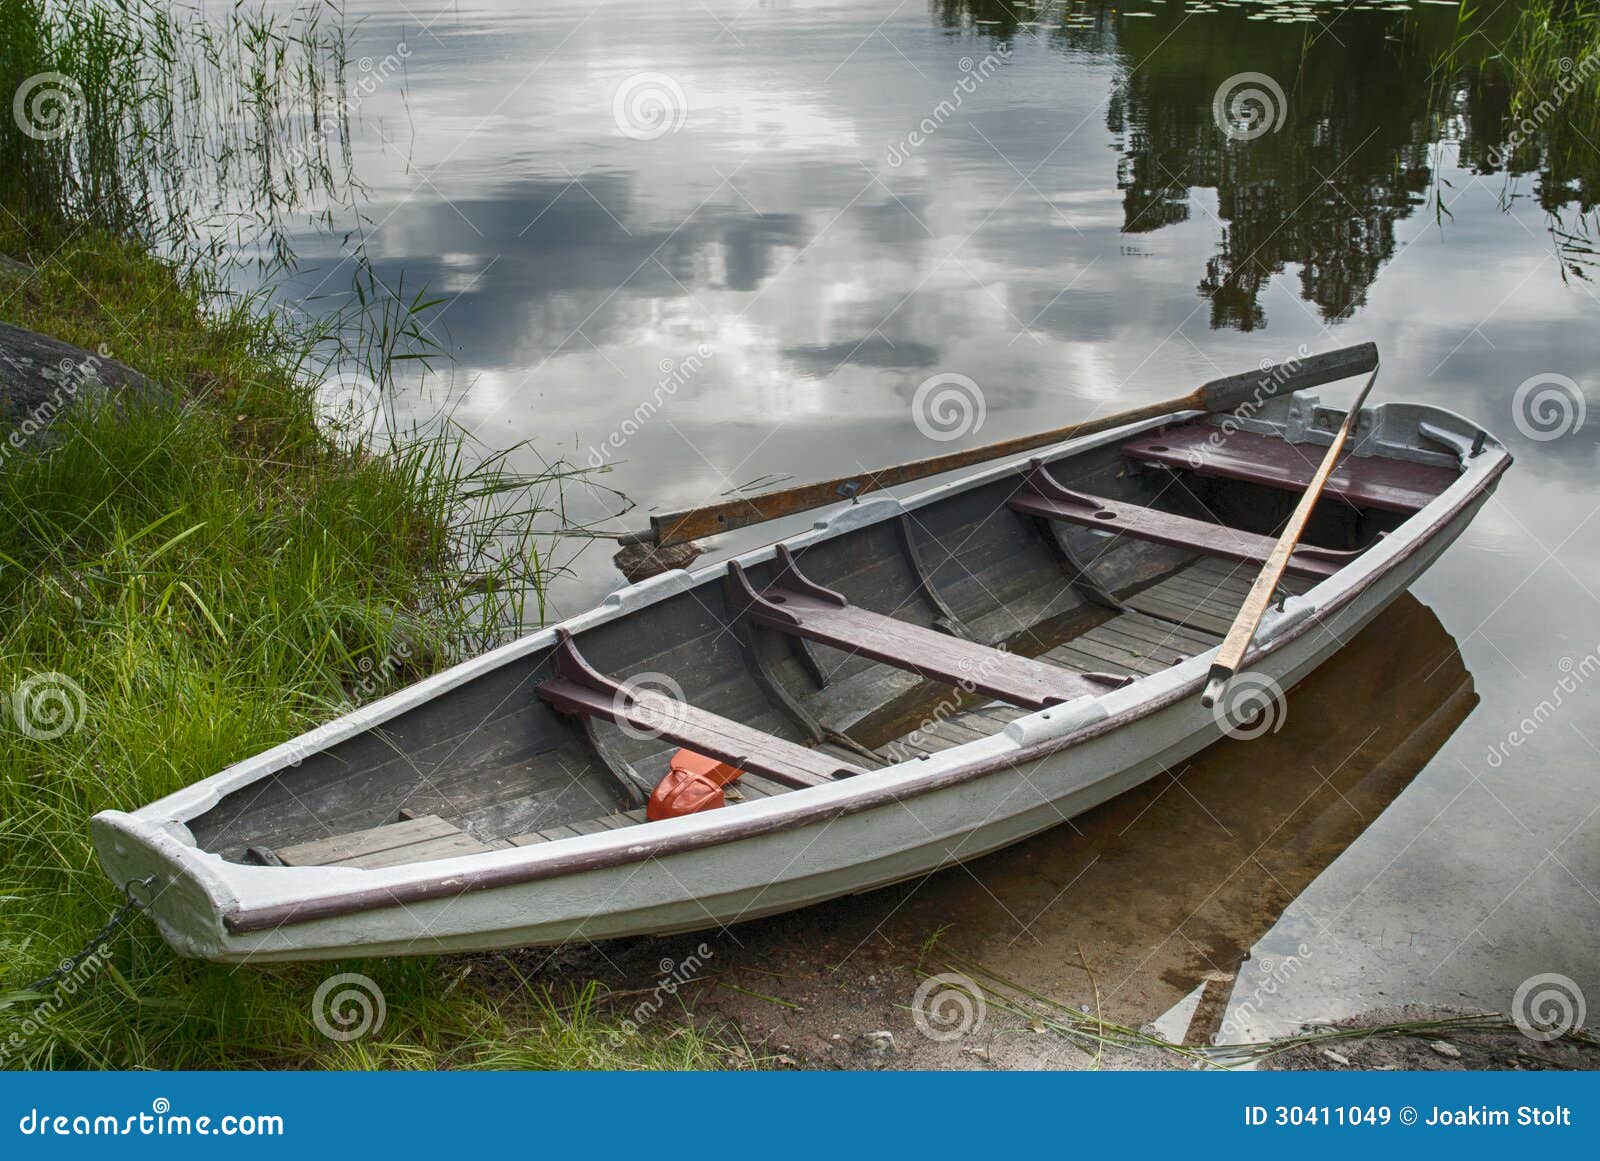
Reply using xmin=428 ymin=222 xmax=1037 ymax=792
xmin=784 ymin=592 xmax=1477 ymax=1044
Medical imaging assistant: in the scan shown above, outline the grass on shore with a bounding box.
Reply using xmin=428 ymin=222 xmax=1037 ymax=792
xmin=0 ymin=218 xmax=736 ymax=1069
xmin=0 ymin=0 xmax=734 ymax=1070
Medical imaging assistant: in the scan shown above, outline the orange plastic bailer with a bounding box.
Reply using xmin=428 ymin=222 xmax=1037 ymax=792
xmin=647 ymin=750 xmax=747 ymax=820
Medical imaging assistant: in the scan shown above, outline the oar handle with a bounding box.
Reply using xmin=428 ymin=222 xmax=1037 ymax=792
xmin=1197 ymin=342 xmax=1378 ymax=414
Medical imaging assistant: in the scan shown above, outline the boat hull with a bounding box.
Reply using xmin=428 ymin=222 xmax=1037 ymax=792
xmin=92 ymin=420 xmax=1501 ymax=961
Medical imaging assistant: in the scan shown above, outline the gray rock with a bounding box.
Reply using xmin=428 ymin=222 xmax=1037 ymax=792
xmin=854 ymin=1030 xmax=896 ymax=1058
xmin=0 ymin=321 xmax=162 ymax=450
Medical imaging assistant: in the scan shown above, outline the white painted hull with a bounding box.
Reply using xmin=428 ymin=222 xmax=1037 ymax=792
xmin=91 ymin=400 xmax=1507 ymax=962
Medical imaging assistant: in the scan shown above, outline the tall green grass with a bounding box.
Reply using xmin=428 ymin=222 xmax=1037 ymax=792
xmin=0 ymin=217 xmax=739 ymax=1073
xmin=0 ymin=1 xmax=734 ymax=1069
xmin=1494 ymin=1 xmax=1600 ymax=191
xmin=1 ymin=0 xmax=356 ymax=274
xmin=1433 ymin=0 xmax=1600 ymax=273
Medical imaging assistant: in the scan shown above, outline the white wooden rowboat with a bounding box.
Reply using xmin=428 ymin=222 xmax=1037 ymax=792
xmin=92 ymin=370 xmax=1510 ymax=962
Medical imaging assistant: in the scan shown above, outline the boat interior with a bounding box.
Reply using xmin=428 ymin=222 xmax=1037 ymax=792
xmin=185 ymin=411 xmax=1464 ymax=872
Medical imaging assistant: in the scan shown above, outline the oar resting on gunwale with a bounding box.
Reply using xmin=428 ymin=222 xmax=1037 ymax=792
xmin=613 ymin=343 xmax=1379 ymax=581
xmin=1201 ymin=359 xmax=1383 ymax=709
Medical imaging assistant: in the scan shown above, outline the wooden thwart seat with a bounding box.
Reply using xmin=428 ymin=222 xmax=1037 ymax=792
xmin=1009 ymin=461 xmax=1364 ymax=580
xmin=1120 ymin=423 xmax=1455 ymax=514
xmin=726 ymin=545 xmax=1133 ymax=711
xmin=537 ymin=630 xmax=861 ymax=787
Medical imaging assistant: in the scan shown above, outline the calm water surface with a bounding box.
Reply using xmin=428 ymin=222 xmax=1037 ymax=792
xmin=268 ymin=0 xmax=1597 ymax=1042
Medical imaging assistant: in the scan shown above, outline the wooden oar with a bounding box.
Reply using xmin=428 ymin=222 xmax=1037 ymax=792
xmin=1200 ymin=360 xmax=1382 ymax=709
xmin=621 ymin=343 xmax=1377 ymax=550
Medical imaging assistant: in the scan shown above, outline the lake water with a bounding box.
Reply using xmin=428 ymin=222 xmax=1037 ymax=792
xmin=267 ymin=0 xmax=1597 ymax=1045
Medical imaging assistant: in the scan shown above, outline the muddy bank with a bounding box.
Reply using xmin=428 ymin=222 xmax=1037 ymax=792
xmin=1259 ymin=1007 xmax=1600 ymax=1072
xmin=515 ymin=931 xmax=1598 ymax=1069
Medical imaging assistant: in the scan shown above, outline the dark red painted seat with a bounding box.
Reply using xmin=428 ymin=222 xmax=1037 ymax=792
xmin=1120 ymin=423 xmax=1455 ymax=514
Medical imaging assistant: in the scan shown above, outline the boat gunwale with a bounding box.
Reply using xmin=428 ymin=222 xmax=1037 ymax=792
xmin=207 ymin=406 xmax=1512 ymax=936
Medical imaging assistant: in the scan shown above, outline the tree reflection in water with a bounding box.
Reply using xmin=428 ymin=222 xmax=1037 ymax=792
xmin=936 ymin=0 xmax=1600 ymax=329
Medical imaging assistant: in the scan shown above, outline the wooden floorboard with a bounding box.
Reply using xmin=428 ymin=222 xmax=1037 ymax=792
xmin=1162 ymin=578 xmax=1276 ymax=616
xmin=275 ymin=815 xmax=459 ymax=867
xmin=1118 ymin=556 xmax=1324 ymax=639
xmin=930 ymin=717 xmax=993 ymax=742
xmin=1186 ymin=556 xmax=1315 ymax=596
xmin=969 ymin=704 xmax=1028 ymax=724
xmin=1110 ymin=610 xmax=1221 ymax=651
xmin=338 ymin=831 xmax=502 ymax=870
xmin=817 ymin=740 xmax=886 ymax=769
xmin=1081 ymin=631 xmax=1185 ymax=670
xmin=919 ymin=719 xmax=989 ymax=747
xmin=1123 ymin=592 xmax=1237 ymax=636
xmin=1054 ymin=634 xmax=1169 ymax=675
xmin=729 ymin=775 xmax=779 ymax=801
xmin=1156 ymin=574 xmax=1252 ymax=606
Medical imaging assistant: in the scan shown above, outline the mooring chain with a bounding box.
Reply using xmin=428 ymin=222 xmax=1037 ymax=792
xmin=19 ymin=875 xmax=156 ymax=996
